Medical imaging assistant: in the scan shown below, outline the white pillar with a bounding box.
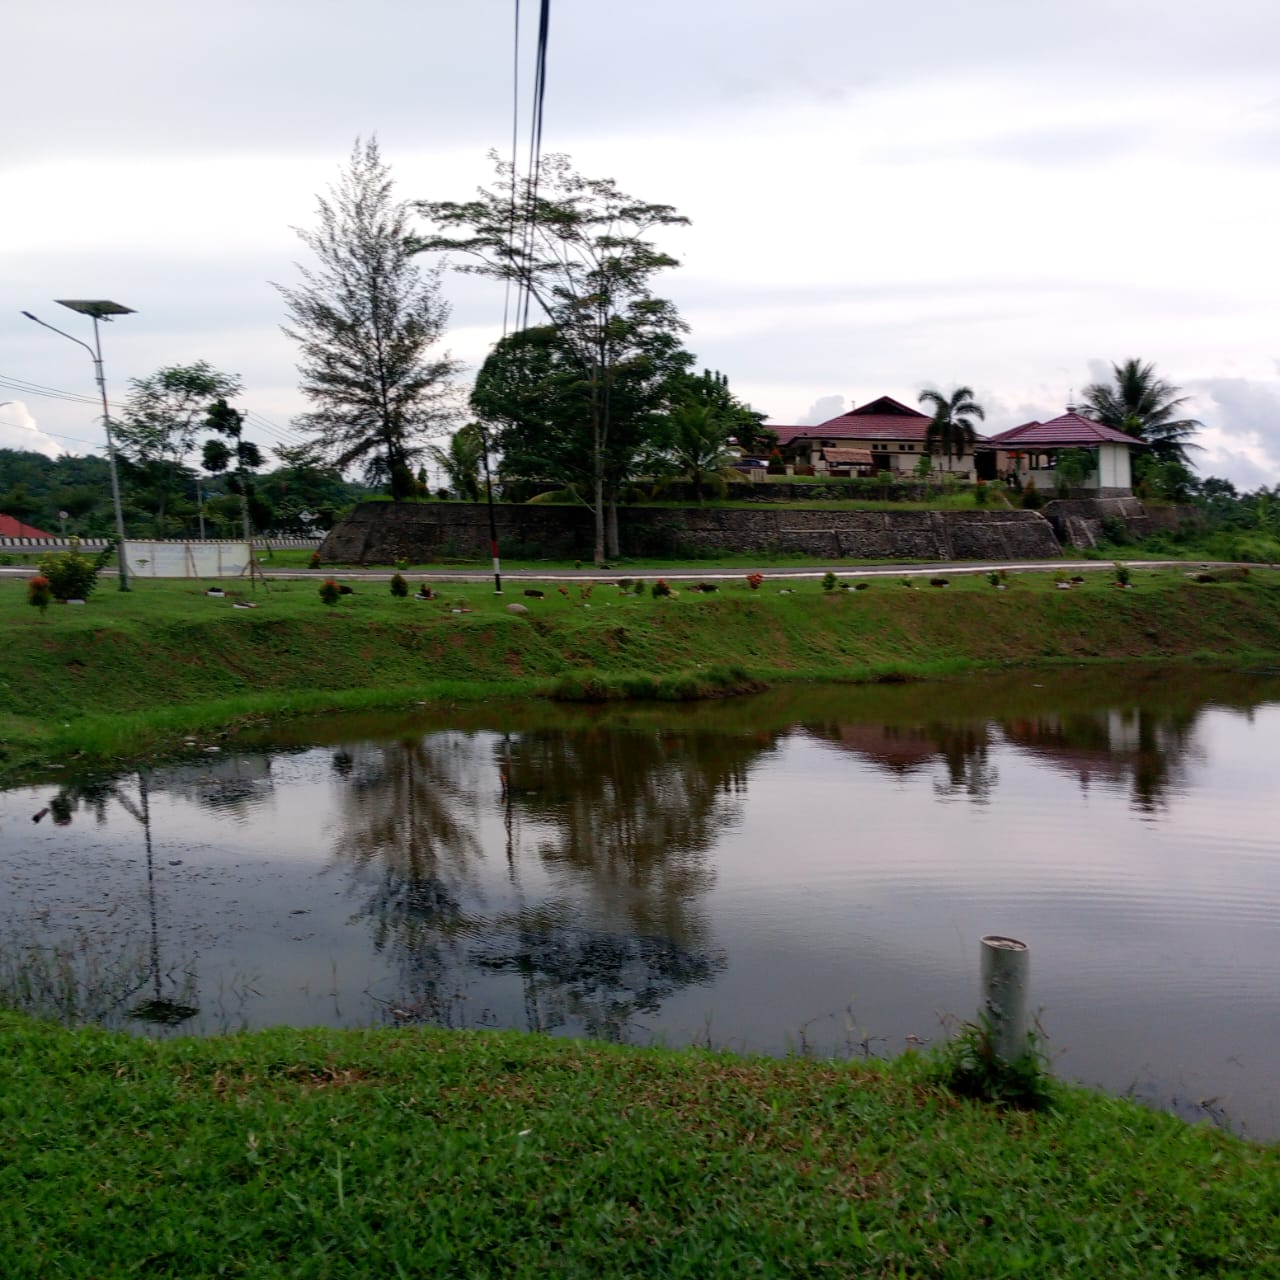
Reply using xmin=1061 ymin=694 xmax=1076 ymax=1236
xmin=980 ymin=935 xmax=1029 ymax=1063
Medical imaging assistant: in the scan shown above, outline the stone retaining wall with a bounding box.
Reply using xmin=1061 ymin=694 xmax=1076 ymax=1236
xmin=320 ymin=502 xmax=1064 ymax=563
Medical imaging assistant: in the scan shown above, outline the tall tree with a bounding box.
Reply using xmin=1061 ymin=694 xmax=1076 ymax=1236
xmin=676 ymin=369 xmax=775 ymax=455
xmin=470 ymin=322 xmax=691 ymax=519
xmin=114 ymin=362 xmax=243 ymax=535
xmin=276 ymin=137 xmax=458 ymax=500
xmin=1081 ymin=358 xmax=1202 ymax=468
xmin=918 ymin=386 xmax=985 ymax=463
xmin=415 ymin=153 xmax=690 ymax=563
xmin=202 ymin=399 xmax=263 ymax=541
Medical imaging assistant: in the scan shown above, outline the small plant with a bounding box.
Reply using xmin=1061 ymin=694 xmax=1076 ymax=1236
xmin=27 ymin=574 xmax=52 ymax=615
xmin=580 ymin=585 xmax=593 ymax=600
xmin=37 ymin=537 xmax=113 ymax=602
xmin=308 ymin=549 xmax=322 ymax=569
xmin=928 ymin=1016 xmax=1056 ymax=1112
xmin=986 ymin=571 xmax=1000 ymax=587
xmin=745 ymin=572 xmax=764 ymax=591
xmin=1114 ymin=562 xmax=1132 ymax=587
xmin=557 ymin=585 xmax=570 ymax=598
xmin=1019 ymin=485 xmax=1043 ymax=510
xmin=395 ymin=557 xmax=409 ymax=571
xmin=821 ymin=571 xmax=837 ymax=591
xmin=415 ymin=583 xmax=436 ymax=599
xmin=651 ymin=579 xmax=672 ymax=598
xmin=632 ymin=579 xmax=645 ymax=595
xmin=973 ymin=480 xmax=988 ymax=506
xmin=319 ymin=578 xmax=341 ymax=606
xmin=389 ymin=573 xmax=409 ymax=598
xmin=900 ymin=577 xmax=914 ymax=589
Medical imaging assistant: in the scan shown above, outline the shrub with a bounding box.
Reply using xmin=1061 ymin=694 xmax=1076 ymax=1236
xmin=745 ymin=572 xmax=764 ymax=591
xmin=927 ymin=1016 xmax=1056 ymax=1111
xmin=986 ymin=571 xmax=1001 ymax=586
xmin=1019 ymin=485 xmax=1042 ymax=510
xmin=973 ymin=480 xmax=989 ymax=506
xmin=389 ymin=573 xmax=409 ymax=598
xmin=319 ymin=578 xmax=341 ymax=606
xmin=37 ymin=537 xmax=113 ymax=602
xmin=308 ymin=549 xmax=322 ymax=569
xmin=651 ymin=579 xmax=672 ymax=598
xmin=1113 ymin=562 xmax=1132 ymax=587
xmin=27 ymin=574 xmax=52 ymax=614
xmin=821 ymin=571 xmax=837 ymax=591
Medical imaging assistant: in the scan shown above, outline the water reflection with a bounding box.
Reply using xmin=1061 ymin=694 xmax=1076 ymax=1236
xmin=325 ymin=728 xmax=762 ymax=1039
xmin=6 ymin=667 xmax=1280 ymax=1136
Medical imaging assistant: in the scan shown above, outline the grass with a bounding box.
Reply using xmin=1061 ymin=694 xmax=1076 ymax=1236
xmin=0 ymin=1012 xmax=1275 ymax=1277
xmin=5 ymin=566 xmax=1280 ymax=782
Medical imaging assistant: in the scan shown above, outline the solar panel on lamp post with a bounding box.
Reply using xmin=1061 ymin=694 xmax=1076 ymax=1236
xmin=21 ymin=300 xmax=135 ymax=590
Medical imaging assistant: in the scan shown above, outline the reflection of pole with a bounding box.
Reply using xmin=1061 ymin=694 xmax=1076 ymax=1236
xmin=980 ymin=935 xmax=1029 ymax=1064
xmin=139 ymin=771 xmax=162 ymax=1005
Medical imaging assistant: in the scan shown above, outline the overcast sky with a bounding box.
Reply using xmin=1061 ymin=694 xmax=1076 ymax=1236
xmin=4 ymin=0 xmax=1279 ymax=489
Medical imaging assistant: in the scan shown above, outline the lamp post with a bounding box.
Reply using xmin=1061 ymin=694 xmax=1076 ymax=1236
xmin=22 ymin=299 xmax=135 ymax=591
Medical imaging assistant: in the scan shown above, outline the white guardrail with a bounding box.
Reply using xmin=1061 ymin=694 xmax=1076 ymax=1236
xmin=0 ymin=536 xmax=322 ymax=550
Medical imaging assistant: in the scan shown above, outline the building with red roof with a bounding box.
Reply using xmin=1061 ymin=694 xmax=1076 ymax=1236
xmin=768 ymin=396 xmax=990 ymax=479
xmin=0 ymin=514 xmax=54 ymax=539
xmin=986 ymin=408 xmax=1141 ymax=495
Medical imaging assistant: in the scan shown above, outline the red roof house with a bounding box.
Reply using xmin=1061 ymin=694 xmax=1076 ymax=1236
xmin=0 ymin=514 xmax=53 ymax=539
xmin=769 ymin=396 xmax=990 ymax=478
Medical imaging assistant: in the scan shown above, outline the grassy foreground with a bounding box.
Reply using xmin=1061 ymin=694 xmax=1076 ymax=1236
xmin=6 ymin=567 xmax=1280 ymax=781
xmin=1 ymin=1013 xmax=1276 ymax=1278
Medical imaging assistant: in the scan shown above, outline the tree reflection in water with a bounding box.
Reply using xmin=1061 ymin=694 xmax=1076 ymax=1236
xmin=332 ymin=728 xmax=771 ymax=1039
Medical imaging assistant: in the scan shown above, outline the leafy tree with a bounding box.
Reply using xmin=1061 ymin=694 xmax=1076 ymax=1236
xmin=415 ymin=153 xmax=690 ymax=564
xmin=918 ymin=386 xmax=985 ymax=463
xmin=1054 ymin=446 xmax=1097 ymax=494
xmin=1081 ymin=358 xmax=1202 ymax=468
xmin=427 ymin=424 xmax=484 ymax=501
xmin=114 ymin=362 xmax=243 ymax=535
xmin=276 ymin=137 xmax=458 ymax=501
xmin=675 ymin=369 xmax=775 ymax=455
xmin=471 ymin=322 xmax=692 ymax=529
xmin=0 ymin=449 xmax=115 ymax=535
xmin=202 ymin=399 xmax=263 ymax=540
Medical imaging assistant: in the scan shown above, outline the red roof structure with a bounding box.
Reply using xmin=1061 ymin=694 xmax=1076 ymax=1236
xmin=987 ymin=410 xmax=1142 ymax=449
xmin=0 ymin=514 xmax=53 ymax=538
xmin=770 ymin=396 xmax=989 ymax=446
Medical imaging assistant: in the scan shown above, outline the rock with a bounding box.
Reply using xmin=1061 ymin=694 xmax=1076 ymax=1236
xmin=506 ymin=603 xmax=530 ymax=615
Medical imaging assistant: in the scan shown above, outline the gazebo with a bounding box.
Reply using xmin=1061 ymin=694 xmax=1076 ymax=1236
xmin=985 ymin=409 xmax=1141 ymax=495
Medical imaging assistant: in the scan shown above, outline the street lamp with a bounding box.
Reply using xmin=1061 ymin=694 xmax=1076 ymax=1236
xmin=22 ymin=299 xmax=135 ymax=591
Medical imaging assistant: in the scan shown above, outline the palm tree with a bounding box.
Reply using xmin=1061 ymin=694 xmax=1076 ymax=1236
xmin=664 ymin=403 xmax=738 ymax=503
xmin=918 ymin=386 xmax=985 ymax=463
xmin=427 ymin=423 xmax=484 ymax=500
xmin=1081 ymin=358 xmax=1202 ymax=468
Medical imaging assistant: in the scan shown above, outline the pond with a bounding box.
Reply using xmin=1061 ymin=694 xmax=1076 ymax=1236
xmin=3 ymin=667 xmax=1279 ymax=1140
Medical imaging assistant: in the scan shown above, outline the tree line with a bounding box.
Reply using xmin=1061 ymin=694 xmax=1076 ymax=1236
xmin=4 ymin=138 xmax=1260 ymax=554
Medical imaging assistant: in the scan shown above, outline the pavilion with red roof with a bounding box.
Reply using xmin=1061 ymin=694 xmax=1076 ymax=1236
xmin=986 ymin=408 xmax=1141 ymax=495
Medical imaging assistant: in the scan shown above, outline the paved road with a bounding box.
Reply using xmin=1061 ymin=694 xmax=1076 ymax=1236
xmin=2 ymin=559 xmax=1248 ymax=584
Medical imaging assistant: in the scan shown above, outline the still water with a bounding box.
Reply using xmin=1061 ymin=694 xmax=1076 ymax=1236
xmin=3 ymin=669 xmax=1279 ymax=1139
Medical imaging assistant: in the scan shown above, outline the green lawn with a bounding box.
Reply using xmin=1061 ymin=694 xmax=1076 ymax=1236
xmin=0 ymin=1013 xmax=1275 ymax=1277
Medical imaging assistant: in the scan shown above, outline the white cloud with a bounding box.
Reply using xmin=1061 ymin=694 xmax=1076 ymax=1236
xmin=0 ymin=401 xmax=65 ymax=459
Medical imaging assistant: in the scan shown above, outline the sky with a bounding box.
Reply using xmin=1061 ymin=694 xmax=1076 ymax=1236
xmin=4 ymin=0 xmax=1279 ymax=489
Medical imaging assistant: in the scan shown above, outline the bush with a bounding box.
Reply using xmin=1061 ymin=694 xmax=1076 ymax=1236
xmin=973 ymin=480 xmax=989 ymax=506
xmin=1019 ymin=485 xmax=1043 ymax=510
xmin=308 ymin=549 xmax=322 ymax=569
xmin=821 ymin=571 xmax=837 ymax=591
xmin=651 ymin=579 xmax=672 ymax=598
xmin=36 ymin=538 xmax=113 ymax=602
xmin=389 ymin=572 xmax=409 ymax=598
xmin=1113 ymin=562 xmax=1132 ymax=586
xmin=319 ymin=578 xmax=341 ymax=606
xmin=746 ymin=572 xmax=764 ymax=591
xmin=27 ymin=574 xmax=52 ymax=614
xmin=928 ymin=1016 xmax=1056 ymax=1111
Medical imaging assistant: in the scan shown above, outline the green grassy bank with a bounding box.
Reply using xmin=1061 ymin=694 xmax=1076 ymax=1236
xmin=1 ymin=1013 xmax=1275 ymax=1277
xmin=6 ymin=567 xmax=1280 ymax=781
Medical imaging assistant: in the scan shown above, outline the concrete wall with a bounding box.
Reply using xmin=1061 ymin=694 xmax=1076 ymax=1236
xmin=320 ymin=501 xmax=1064 ymax=563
